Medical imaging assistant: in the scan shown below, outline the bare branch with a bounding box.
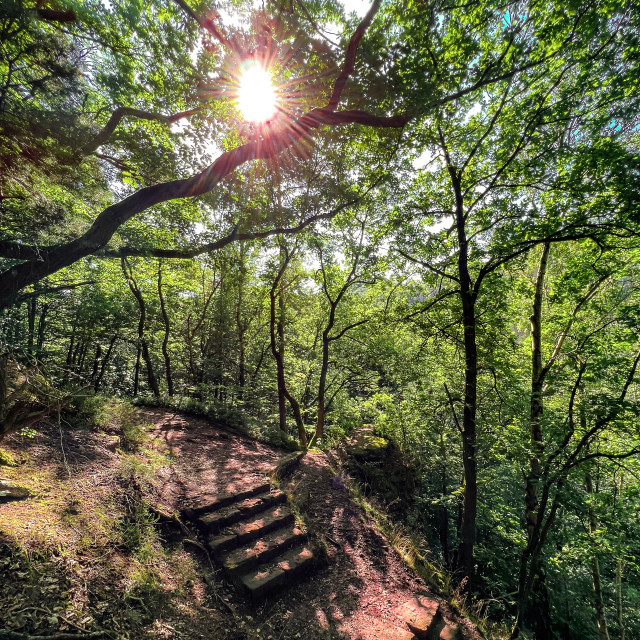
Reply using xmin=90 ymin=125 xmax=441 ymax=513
xmin=16 ymin=281 xmax=95 ymax=302
xmin=328 ymin=318 xmax=369 ymax=342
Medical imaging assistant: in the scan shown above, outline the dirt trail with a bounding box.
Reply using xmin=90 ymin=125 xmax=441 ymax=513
xmin=141 ymin=409 xmax=280 ymax=513
xmin=0 ymin=409 xmax=480 ymax=640
xmin=142 ymin=409 xmax=481 ymax=640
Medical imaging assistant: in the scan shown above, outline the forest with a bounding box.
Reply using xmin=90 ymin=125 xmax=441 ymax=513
xmin=1 ymin=0 xmax=640 ymax=639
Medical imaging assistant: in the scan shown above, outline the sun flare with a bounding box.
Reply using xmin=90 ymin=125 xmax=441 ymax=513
xmin=236 ymin=64 xmax=277 ymax=122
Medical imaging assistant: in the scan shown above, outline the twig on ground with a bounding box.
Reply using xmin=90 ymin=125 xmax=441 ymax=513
xmin=10 ymin=608 xmax=93 ymax=635
xmin=146 ymin=503 xmax=192 ymax=536
xmin=0 ymin=630 xmax=107 ymax=639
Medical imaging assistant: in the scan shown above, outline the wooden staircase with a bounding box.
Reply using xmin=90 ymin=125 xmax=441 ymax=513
xmin=184 ymin=482 xmax=315 ymax=598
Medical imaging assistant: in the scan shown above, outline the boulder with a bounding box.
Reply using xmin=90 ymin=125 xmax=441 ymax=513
xmin=0 ymin=479 xmax=31 ymax=502
xmin=346 ymin=431 xmax=390 ymax=461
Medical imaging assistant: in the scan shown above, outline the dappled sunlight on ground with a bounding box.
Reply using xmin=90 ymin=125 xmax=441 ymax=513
xmin=1 ymin=410 xmax=478 ymax=639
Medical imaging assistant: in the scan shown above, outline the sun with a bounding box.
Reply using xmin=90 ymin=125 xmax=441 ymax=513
xmin=236 ymin=64 xmax=277 ymax=122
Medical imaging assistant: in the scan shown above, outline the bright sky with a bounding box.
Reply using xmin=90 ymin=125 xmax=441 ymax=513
xmin=341 ymin=0 xmax=371 ymax=17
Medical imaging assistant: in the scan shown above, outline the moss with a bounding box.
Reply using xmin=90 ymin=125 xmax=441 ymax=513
xmin=347 ymin=434 xmax=390 ymax=459
xmin=0 ymin=448 xmax=18 ymax=466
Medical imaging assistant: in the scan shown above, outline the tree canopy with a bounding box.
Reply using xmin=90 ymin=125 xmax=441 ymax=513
xmin=2 ymin=0 xmax=640 ymax=638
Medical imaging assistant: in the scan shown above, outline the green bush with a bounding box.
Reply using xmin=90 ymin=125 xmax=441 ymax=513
xmin=67 ymin=393 xmax=112 ymax=428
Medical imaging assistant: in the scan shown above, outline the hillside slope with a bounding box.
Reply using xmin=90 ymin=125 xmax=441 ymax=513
xmin=0 ymin=408 xmax=483 ymax=640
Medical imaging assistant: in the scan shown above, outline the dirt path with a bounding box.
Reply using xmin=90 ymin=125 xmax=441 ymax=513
xmin=141 ymin=409 xmax=480 ymax=640
xmin=140 ymin=409 xmax=281 ymax=513
xmin=0 ymin=409 xmax=479 ymax=640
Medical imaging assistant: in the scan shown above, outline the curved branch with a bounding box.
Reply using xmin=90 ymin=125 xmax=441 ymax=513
xmin=172 ymin=0 xmax=235 ymax=52
xmin=0 ymin=106 xmax=397 ymax=304
xmin=396 ymin=248 xmax=460 ymax=283
xmin=84 ymin=107 xmax=202 ymax=153
xmin=328 ymin=0 xmax=382 ymax=109
xmin=16 ymin=280 xmax=95 ymax=302
xmin=96 ymin=193 xmax=366 ymax=258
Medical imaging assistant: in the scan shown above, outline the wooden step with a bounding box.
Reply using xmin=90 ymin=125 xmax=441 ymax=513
xmin=208 ymin=504 xmax=295 ymax=554
xmin=238 ymin=544 xmax=315 ymax=597
xmin=222 ymin=525 xmax=306 ymax=575
xmin=185 ymin=481 xmax=271 ymax=518
xmin=198 ymin=489 xmax=286 ymax=532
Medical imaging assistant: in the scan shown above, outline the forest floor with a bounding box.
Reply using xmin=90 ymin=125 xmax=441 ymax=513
xmin=0 ymin=407 xmax=482 ymax=640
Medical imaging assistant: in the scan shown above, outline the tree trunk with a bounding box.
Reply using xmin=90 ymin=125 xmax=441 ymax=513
xmin=122 ymin=258 xmax=159 ymax=397
xmin=316 ymin=329 xmax=330 ymax=442
xmin=585 ymin=435 xmax=611 ymax=640
xmin=63 ymin=325 xmax=76 ymax=383
xmin=450 ymin=166 xmax=477 ymax=584
xmin=0 ymin=352 xmax=8 ymax=426
xmin=513 ymin=242 xmax=553 ymax=638
xmin=616 ymin=558 xmax=625 ymax=640
xmin=77 ymin=342 xmax=88 ymax=375
xmin=439 ymin=431 xmax=451 ymax=565
xmin=141 ymin=339 xmax=160 ymax=397
xmin=277 ymin=278 xmax=287 ymax=431
xmin=95 ymin=334 xmax=117 ymax=392
xmin=91 ymin=344 xmax=102 ymax=385
xmin=36 ymin=302 xmax=48 ymax=351
xmin=269 ymin=249 xmax=307 ymax=449
xmin=157 ymin=261 xmax=174 ymax=396
xmin=27 ymin=297 xmax=36 ymax=355
xmin=235 ymin=249 xmax=248 ymax=400
xmin=133 ymin=344 xmax=141 ymax=396
xmin=526 ymin=242 xmax=550 ymax=540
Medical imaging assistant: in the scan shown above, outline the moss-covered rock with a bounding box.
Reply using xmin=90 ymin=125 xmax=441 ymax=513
xmin=0 ymin=479 xmax=31 ymax=501
xmin=346 ymin=432 xmax=391 ymax=461
xmin=344 ymin=427 xmax=418 ymax=519
xmin=0 ymin=449 xmax=18 ymax=467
